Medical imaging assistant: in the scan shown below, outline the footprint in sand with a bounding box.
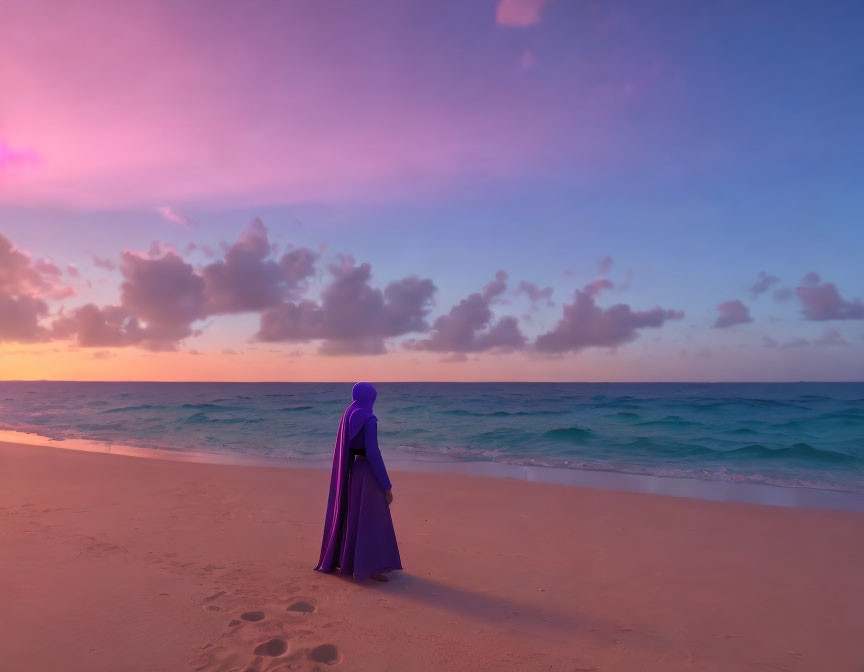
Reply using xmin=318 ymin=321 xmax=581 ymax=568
xmin=192 ymin=592 xmax=342 ymax=670
xmin=286 ymin=598 xmax=317 ymax=614
xmin=189 ymin=630 xmax=293 ymax=670
xmin=253 ymin=638 xmax=288 ymax=657
xmin=307 ymin=644 xmax=340 ymax=665
xmin=241 ymin=610 xmax=267 ymax=622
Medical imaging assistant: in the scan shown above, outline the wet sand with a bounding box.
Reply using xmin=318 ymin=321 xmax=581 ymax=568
xmin=1 ymin=439 xmax=862 ymax=671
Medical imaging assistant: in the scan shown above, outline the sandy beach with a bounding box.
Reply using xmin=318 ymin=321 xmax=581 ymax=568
xmin=1 ymin=439 xmax=862 ymax=672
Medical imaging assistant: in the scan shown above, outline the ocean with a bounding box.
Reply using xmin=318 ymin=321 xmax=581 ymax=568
xmin=1 ymin=381 xmax=863 ymax=497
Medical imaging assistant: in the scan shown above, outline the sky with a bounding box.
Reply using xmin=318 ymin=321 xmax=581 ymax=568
xmin=1 ymin=0 xmax=862 ymax=382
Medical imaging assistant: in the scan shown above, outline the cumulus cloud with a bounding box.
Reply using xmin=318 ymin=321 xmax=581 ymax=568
xmin=52 ymin=304 xmax=144 ymax=347
xmin=0 ymin=293 xmax=48 ymax=341
xmin=118 ymin=251 xmax=207 ymax=346
xmin=52 ymin=220 xmax=319 ymax=350
xmin=795 ymin=273 xmax=864 ymax=320
xmin=0 ymin=233 xmax=71 ymax=341
xmin=33 ymin=259 xmax=60 ymax=277
xmin=534 ymin=281 xmax=683 ymax=353
xmin=1 ymin=235 xmax=56 ymax=297
xmin=406 ymin=272 xmax=526 ymax=353
xmin=496 ymin=0 xmax=554 ymax=27
xmin=257 ymin=259 xmax=436 ymax=355
xmin=750 ymin=271 xmax=780 ymax=299
xmin=713 ymin=299 xmax=752 ymax=328
xmin=202 ymin=218 xmax=316 ymax=314
xmin=52 ymin=250 xmax=206 ymax=350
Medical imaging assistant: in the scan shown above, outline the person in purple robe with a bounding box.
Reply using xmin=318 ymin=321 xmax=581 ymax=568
xmin=314 ymin=382 xmax=402 ymax=582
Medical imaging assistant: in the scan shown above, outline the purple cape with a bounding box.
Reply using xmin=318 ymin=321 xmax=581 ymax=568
xmin=314 ymin=382 xmax=377 ymax=572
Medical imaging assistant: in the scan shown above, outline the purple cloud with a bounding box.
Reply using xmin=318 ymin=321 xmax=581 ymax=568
xmin=257 ymin=259 xmax=436 ymax=355
xmin=795 ymin=273 xmax=864 ymax=321
xmin=0 ymin=293 xmax=48 ymax=341
xmin=535 ymin=282 xmax=683 ymax=353
xmin=50 ymin=221 xmax=319 ymax=350
xmin=52 ymin=304 xmax=144 ymax=347
xmin=202 ymin=218 xmax=316 ymax=314
xmin=406 ymin=272 xmax=526 ymax=354
xmin=1 ymin=234 xmax=56 ymax=296
xmin=584 ymin=278 xmax=614 ymax=297
xmin=481 ymin=270 xmax=509 ymax=303
xmin=33 ymin=259 xmax=61 ymax=277
xmin=713 ymin=299 xmax=752 ymax=328
xmin=750 ymin=271 xmax=780 ymax=299
xmin=54 ymin=249 xmax=208 ymax=350
xmin=119 ymin=251 xmax=207 ymax=347
xmin=0 ymin=233 xmax=70 ymax=341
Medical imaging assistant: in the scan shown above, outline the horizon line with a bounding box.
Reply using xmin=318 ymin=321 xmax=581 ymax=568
xmin=1 ymin=379 xmax=862 ymax=385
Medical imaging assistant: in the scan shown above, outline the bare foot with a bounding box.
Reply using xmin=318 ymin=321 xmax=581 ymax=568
xmin=369 ymin=573 xmax=389 ymax=582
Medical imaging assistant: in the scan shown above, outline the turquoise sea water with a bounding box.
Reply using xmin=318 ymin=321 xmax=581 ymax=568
xmin=1 ymin=381 xmax=863 ymax=495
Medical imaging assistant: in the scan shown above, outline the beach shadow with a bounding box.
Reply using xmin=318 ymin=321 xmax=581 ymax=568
xmin=323 ymin=570 xmax=669 ymax=654
xmin=331 ymin=571 xmax=594 ymax=635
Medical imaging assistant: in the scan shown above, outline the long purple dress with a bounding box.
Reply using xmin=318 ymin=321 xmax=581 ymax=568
xmin=314 ymin=383 xmax=402 ymax=581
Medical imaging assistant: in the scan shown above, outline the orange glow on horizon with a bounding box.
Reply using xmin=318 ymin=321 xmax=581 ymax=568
xmin=3 ymin=341 xmax=842 ymax=383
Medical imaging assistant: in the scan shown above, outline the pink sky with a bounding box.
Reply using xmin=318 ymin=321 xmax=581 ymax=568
xmin=0 ymin=0 xmax=662 ymax=209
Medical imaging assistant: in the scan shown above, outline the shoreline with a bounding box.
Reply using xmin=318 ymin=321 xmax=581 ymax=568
xmin=2 ymin=428 xmax=863 ymax=512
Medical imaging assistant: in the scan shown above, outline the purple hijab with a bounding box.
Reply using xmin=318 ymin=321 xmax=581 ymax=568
xmin=314 ymin=382 xmax=377 ymax=572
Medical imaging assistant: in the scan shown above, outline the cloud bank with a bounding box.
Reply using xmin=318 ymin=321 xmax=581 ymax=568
xmin=3 ymin=227 xmax=691 ymax=357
